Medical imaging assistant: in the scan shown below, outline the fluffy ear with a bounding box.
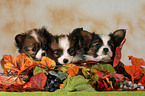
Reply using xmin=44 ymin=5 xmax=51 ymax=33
xmin=40 ymin=26 xmax=54 ymax=42
xmin=39 ymin=26 xmax=54 ymax=50
xmin=79 ymin=30 xmax=93 ymax=53
xmin=111 ymin=29 xmax=126 ymax=46
xmin=68 ymin=27 xmax=84 ymax=48
xmin=69 ymin=27 xmax=83 ymax=40
xmin=15 ymin=34 xmax=25 ymax=45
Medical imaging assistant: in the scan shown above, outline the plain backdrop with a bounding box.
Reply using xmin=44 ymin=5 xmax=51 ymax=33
xmin=0 ymin=0 xmax=145 ymax=72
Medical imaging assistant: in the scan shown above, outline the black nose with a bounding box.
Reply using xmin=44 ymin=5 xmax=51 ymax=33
xmin=103 ymin=48 xmax=109 ymax=53
xmin=41 ymin=52 xmax=46 ymax=56
xmin=63 ymin=59 xmax=68 ymax=64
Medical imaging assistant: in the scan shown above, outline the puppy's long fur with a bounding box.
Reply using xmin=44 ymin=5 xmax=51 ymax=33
xmin=15 ymin=27 xmax=52 ymax=60
xmin=78 ymin=28 xmax=126 ymax=63
xmin=48 ymin=28 xmax=83 ymax=64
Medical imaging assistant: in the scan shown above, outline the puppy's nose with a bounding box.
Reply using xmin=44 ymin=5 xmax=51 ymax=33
xmin=41 ymin=52 xmax=46 ymax=56
xmin=103 ymin=48 xmax=109 ymax=53
xmin=63 ymin=59 xmax=68 ymax=64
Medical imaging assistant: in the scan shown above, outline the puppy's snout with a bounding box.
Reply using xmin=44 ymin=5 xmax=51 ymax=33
xmin=63 ymin=59 xmax=68 ymax=64
xmin=41 ymin=52 xmax=46 ymax=56
xmin=103 ymin=48 xmax=109 ymax=53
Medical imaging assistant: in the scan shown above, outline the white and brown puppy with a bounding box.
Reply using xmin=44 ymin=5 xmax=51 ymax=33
xmin=79 ymin=28 xmax=126 ymax=63
xmin=15 ymin=27 xmax=53 ymax=60
xmin=48 ymin=28 xmax=83 ymax=64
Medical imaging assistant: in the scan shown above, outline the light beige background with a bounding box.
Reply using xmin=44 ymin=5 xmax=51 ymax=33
xmin=0 ymin=0 xmax=145 ymax=72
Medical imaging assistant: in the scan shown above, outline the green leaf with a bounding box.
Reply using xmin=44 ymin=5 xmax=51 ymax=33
xmin=81 ymin=67 xmax=90 ymax=79
xmin=75 ymin=84 xmax=96 ymax=91
xmin=90 ymin=68 xmax=100 ymax=81
xmin=49 ymin=70 xmax=58 ymax=77
xmin=33 ymin=66 xmax=48 ymax=75
xmin=58 ymin=72 xmax=68 ymax=81
xmin=92 ymin=64 xmax=116 ymax=73
xmin=60 ymin=75 xmax=95 ymax=92
xmin=58 ymin=66 xmax=68 ymax=72
xmin=49 ymin=71 xmax=68 ymax=81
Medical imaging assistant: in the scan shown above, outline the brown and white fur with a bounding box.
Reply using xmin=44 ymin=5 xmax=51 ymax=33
xmin=48 ymin=28 xmax=83 ymax=64
xmin=15 ymin=27 xmax=52 ymax=60
xmin=79 ymin=28 xmax=126 ymax=63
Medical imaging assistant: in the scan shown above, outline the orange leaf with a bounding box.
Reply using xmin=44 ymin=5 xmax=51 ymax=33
xmin=124 ymin=56 xmax=145 ymax=83
xmin=23 ymin=72 xmax=47 ymax=90
xmin=139 ymin=74 xmax=145 ymax=87
xmin=0 ymin=76 xmax=25 ymax=86
xmin=2 ymin=54 xmax=19 ymax=72
xmin=129 ymin=56 xmax=145 ymax=66
xmin=67 ymin=66 xmax=79 ymax=78
xmin=2 ymin=53 xmax=33 ymax=75
xmin=39 ymin=56 xmax=56 ymax=70
xmin=124 ymin=65 xmax=142 ymax=83
xmin=102 ymin=80 xmax=112 ymax=91
xmin=59 ymin=84 xmax=64 ymax=89
xmin=63 ymin=63 xmax=76 ymax=67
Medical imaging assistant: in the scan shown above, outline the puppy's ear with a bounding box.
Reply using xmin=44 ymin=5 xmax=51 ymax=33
xmin=79 ymin=30 xmax=93 ymax=53
xmin=40 ymin=26 xmax=54 ymax=42
xmin=69 ymin=27 xmax=83 ymax=40
xmin=15 ymin=34 xmax=25 ymax=45
xmin=111 ymin=29 xmax=126 ymax=46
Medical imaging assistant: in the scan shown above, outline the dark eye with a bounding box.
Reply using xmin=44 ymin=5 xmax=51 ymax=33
xmin=43 ymin=43 xmax=47 ymax=49
xmin=68 ymin=48 xmax=75 ymax=56
xmin=109 ymin=43 xmax=114 ymax=48
xmin=24 ymin=47 xmax=30 ymax=51
xmin=54 ymin=49 xmax=61 ymax=58
xmin=32 ymin=46 xmax=37 ymax=52
xmin=95 ymin=44 xmax=100 ymax=47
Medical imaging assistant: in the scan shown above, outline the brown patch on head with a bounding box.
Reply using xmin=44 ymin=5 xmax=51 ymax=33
xmin=49 ymin=35 xmax=66 ymax=59
xmin=15 ymin=29 xmax=40 ymax=59
xmin=15 ymin=27 xmax=50 ymax=59
xmin=79 ymin=30 xmax=93 ymax=53
xmin=50 ymin=35 xmax=65 ymax=50
xmin=86 ymin=34 xmax=103 ymax=57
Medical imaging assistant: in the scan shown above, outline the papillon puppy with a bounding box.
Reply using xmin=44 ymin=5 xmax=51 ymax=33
xmin=79 ymin=28 xmax=126 ymax=62
xmin=48 ymin=28 xmax=83 ymax=64
xmin=15 ymin=27 xmax=53 ymax=60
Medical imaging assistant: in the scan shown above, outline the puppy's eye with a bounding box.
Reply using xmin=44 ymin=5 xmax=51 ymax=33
xmin=68 ymin=48 xmax=75 ymax=56
xmin=32 ymin=47 xmax=37 ymax=52
xmin=54 ymin=49 xmax=62 ymax=58
xmin=24 ymin=47 xmax=30 ymax=51
xmin=109 ymin=43 xmax=114 ymax=48
xmin=95 ymin=44 xmax=100 ymax=47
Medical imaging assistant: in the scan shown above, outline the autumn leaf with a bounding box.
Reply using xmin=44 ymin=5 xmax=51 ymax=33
xmin=0 ymin=76 xmax=25 ymax=86
xmin=102 ymin=80 xmax=112 ymax=91
xmin=23 ymin=72 xmax=47 ymax=90
xmin=139 ymin=74 xmax=145 ymax=87
xmin=60 ymin=84 xmax=64 ymax=89
xmin=67 ymin=66 xmax=79 ymax=78
xmin=2 ymin=84 xmax=25 ymax=92
xmin=2 ymin=53 xmax=33 ymax=75
xmin=94 ymin=81 xmax=104 ymax=91
xmin=1 ymin=84 xmax=45 ymax=92
xmin=124 ymin=56 xmax=144 ymax=83
xmin=128 ymin=56 xmax=145 ymax=67
xmin=113 ymin=47 xmax=121 ymax=68
xmin=58 ymin=64 xmax=77 ymax=72
xmin=113 ymin=38 xmax=126 ymax=68
xmin=36 ymin=56 xmax=56 ymax=70
xmin=96 ymin=71 xmax=129 ymax=83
